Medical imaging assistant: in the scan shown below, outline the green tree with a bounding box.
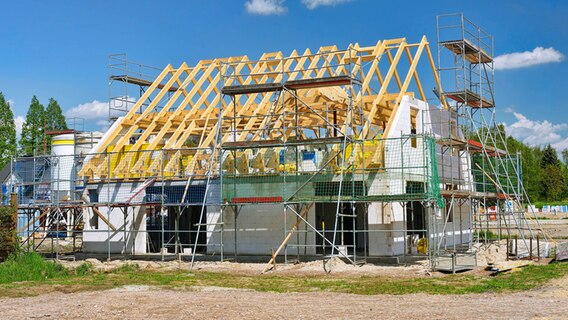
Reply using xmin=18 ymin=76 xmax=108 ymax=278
xmin=542 ymin=164 xmax=567 ymax=201
xmin=44 ymin=98 xmax=68 ymax=149
xmin=539 ymin=145 xmax=566 ymax=201
xmin=19 ymin=96 xmax=45 ymax=156
xmin=562 ymin=149 xmax=568 ymax=167
xmin=541 ymin=144 xmax=560 ymax=167
xmin=0 ymin=93 xmax=17 ymax=169
xmin=45 ymin=98 xmax=67 ymax=132
xmin=506 ymin=136 xmax=542 ymax=201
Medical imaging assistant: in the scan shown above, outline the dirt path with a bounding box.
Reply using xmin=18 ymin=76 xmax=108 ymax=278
xmin=1 ymin=282 xmax=567 ymax=320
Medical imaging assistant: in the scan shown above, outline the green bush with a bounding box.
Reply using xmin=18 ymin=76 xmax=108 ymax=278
xmin=0 ymin=205 xmax=18 ymax=261
xmin=0 ymin=252 xmax=68 ymax=284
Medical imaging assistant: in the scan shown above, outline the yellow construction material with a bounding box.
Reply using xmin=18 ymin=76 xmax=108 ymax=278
xmin=78 ymin=37 xmax=445 ymax=181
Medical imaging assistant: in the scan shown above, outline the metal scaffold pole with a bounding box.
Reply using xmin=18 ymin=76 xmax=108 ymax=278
xmin=435 ymin=13 xmax=546 ymax=267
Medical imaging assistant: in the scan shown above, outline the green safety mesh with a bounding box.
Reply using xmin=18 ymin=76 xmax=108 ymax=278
xmin=471 ymin=153 xmax=522 ymax=197
xmin=427 ymin=136 xmax=444 ymax=208
xmin=221 ymin=135 xmax=443 ymax=204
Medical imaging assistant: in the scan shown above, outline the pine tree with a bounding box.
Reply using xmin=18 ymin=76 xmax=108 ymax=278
xmin=45 ymin=98 xmax=67 ymax=132
xmin=539 ymin=145 xmax=566 ymax=200
xmin=19 ymin=96 xmax=45 ymax=156
xmin=0 ymin=93 xmax=17 ymax=169
xmin=45 ymin=98 xmax=68 ymax=150
xmin=541 ymin=144 xmax=560 ymax=168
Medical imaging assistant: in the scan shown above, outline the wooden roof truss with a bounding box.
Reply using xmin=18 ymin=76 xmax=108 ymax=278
xmin=79 ymin=36 xmax=446 ymax=181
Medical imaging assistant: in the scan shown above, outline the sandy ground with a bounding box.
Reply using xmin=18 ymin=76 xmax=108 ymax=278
xmin=3 ymin=214 xmax=568 ymax=319
xmin=1 ymin=281 xmax=568 ymax=320
xmin=58 ymin=257 xmax=434 ymax=278
xmin=1 ymin=255 xmax=566 ymax=320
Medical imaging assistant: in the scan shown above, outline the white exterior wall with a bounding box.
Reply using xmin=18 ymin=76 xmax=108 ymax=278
xmin=431 ymin=202 xmax=473 ymax=247
xmin=215 ymin=204 xmax=316 ymax=256
xmin=365 ymin=96 xmax=474 ymax=256
xmin=82 ymin=182 xmax=147 ymax=254
xmin=367 ymin=202 xmax=406 ymax=256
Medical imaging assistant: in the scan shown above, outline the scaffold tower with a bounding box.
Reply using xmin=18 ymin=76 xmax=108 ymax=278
xmin=435 ymin=13 xmax=546 ymax=269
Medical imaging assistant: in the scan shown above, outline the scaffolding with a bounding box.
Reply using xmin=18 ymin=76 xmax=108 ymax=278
xmin=435 ymin=13 xmax=546 ymax=270
xmin=108 ymin=53 xmax=167 ymax=122
xmin=7 ymin=16 xmax=547 ymax=272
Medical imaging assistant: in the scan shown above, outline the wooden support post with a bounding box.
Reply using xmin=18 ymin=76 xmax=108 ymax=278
xmin=262 ymin=203 xmax=314 ymax=273
xmin=92 ymin=206 xmax=117 ymax=231
xmin=537 ymin=235 xmax=541 ymax=261
xmin=10 ymin=193 xmax=17 ymax=231
xmin=514 ymin=235 xmax=518 ymax=258
xmin=529 ymin=236 xmax=533 ymax=260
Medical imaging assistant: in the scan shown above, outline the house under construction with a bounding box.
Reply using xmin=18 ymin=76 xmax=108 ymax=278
xmin=8 ymin=14 xmax=547 ymax=272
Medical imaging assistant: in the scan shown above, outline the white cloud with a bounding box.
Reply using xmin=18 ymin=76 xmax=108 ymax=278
xmin=505 ymin=112 xmax=568 ymax=153
xmin=301 ymin=0 xmax=352 ymax=9
xmin=245 ymin=0 xmax=287 ymax=15
xmin=65 ymin=99 xmax=108 ymax=121
xmin=552 ymin=138 xmax=568 ymax=153
xmin=7 ymin=99 xmax=15 ymax=108
xmin=65 ymin=97 xmax=136 ymax=131
xmin=494 ymin=47 xmax=564 ymax=70
xmin=96 ymin=119 xmax=111 ymax=132
xmin=14 ymin=115 xmax=24 ymax=139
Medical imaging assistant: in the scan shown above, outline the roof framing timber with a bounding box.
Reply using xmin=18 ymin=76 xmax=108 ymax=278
xmin=79 ymin=36 xmax=445 ymax=180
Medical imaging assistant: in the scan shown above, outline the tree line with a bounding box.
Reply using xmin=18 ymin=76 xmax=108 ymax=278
xmin=470 ymin=124 xmax=568 ymax=203
xmin=506 ymin=137 xmax=568 ymax=202
xmin=0 ymin=92 xmax=68 ymax=170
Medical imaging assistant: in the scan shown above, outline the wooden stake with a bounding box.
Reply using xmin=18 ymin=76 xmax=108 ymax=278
xmin=262 ymin=203 xmax=314 ymax=273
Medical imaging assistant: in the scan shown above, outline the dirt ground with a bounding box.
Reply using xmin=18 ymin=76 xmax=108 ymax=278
xmin=3 ymin=216 xmax=568 ymax=319
xmin=58 ymin=256 xmax=434 ymax=278
xmin=1 ymin=254 xmax=567 ymax=320
xmin=1 ymin=280 xmax=568 ymax=320
xmin=534 ymin=218 xmax=568 ymax=240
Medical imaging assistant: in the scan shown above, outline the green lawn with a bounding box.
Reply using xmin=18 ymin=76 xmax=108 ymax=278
xmin=1 ymin=252 xmax=567 ymax=297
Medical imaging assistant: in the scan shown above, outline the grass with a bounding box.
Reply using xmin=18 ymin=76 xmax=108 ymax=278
xmin=0 ymin=252 xmax=68 ymax=284
xmin=474 ymin=230 xmax=501 ymax=240
xmin=1 ymin=252 xmax=568 ymax=297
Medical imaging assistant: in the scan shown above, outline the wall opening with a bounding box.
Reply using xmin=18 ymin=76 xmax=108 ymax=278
xmin=315 ymin=202 xmax=364 ymax=255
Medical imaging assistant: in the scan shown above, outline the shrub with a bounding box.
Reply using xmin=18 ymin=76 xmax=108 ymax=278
xmin=0 ymin=205 xmax=18 ymax=261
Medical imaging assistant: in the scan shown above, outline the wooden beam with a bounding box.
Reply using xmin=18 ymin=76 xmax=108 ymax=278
xmin=383 ymin=36 xmax=427 ymax=139
xmin=361 ymin=39 xmax=407 ymax=139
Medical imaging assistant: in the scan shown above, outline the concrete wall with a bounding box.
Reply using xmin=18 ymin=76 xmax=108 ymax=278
xmin=82 ymin=182 xmax=147 ymax=254
xmin=364 ymin=96 xmax=474 ymax=256
xmin=212 ymin=204 xmax=316 ymax=256
xmin=431 ymin=200 xmax=473 ymax=247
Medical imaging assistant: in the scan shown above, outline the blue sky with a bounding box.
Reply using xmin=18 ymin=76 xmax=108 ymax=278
xmin=1 ymin=0 xmax=567 ymax=150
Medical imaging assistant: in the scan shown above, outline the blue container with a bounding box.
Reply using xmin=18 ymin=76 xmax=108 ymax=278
xmin=46 ymin=231 xmax=67 ymax=238
xmin=302 ymin=151 xmax=315 ymax=161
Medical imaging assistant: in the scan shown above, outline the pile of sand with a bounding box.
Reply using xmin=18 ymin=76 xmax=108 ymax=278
xmin=473 ymin=240 xmax=508 ymax=266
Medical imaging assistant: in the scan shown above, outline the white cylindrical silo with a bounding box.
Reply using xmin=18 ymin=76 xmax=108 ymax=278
xmin=51 ymin=134 xmax=75 ymax=199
